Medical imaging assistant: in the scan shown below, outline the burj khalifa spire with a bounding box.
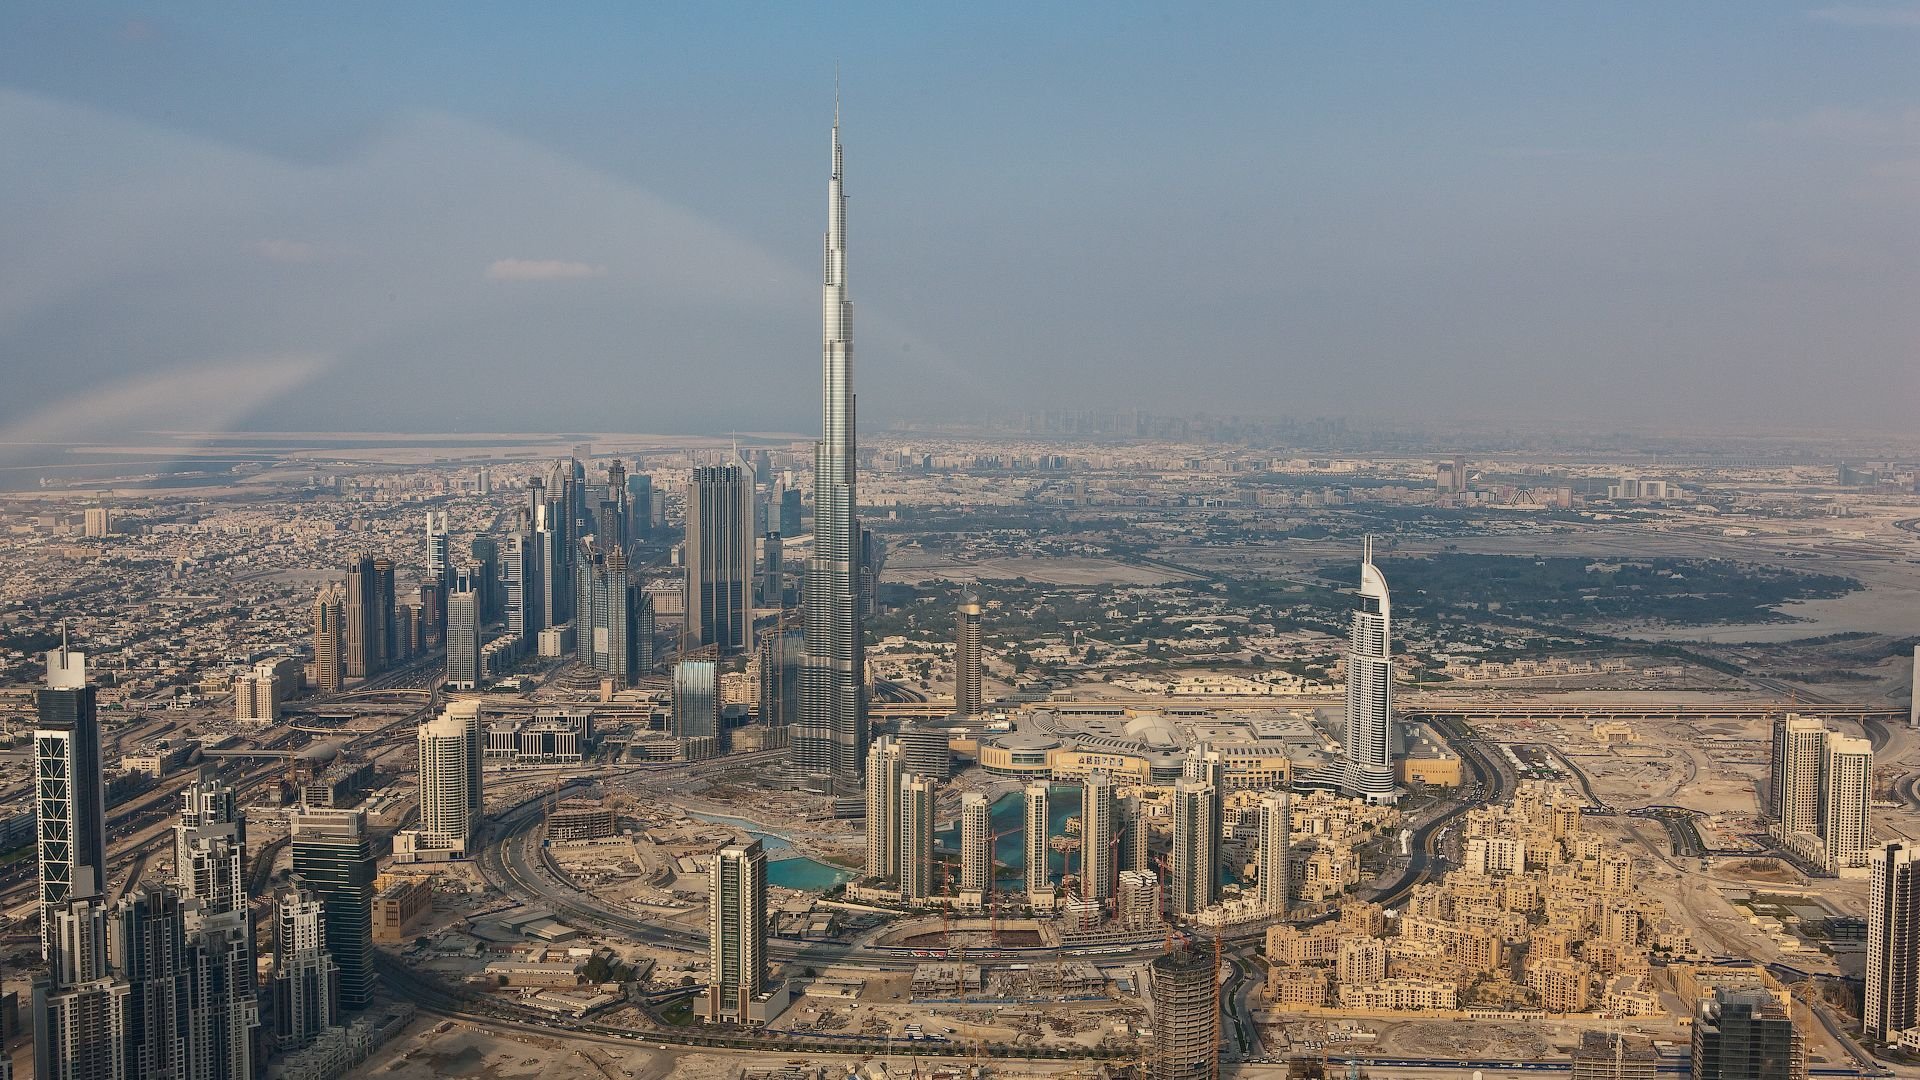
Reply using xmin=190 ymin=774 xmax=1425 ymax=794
xmin=793 ymin=97 xmax=868 ymax=811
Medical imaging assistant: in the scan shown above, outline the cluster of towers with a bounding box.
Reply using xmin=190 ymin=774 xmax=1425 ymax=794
xmin=29 ymin=637 xmax=384 ymax=1080
xmin=858 ymin=735 xmax=1297 ymax=930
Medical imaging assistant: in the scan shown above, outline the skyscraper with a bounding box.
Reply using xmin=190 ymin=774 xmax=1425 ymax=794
xmin=413 ymin=704 xmax=480 ymax=859
xmin=290 ymin=811 xmax=375 ymax=1009
xmin=311 ymin=585 xmax=344 ymax=692
xmin=1770 ymin=713 xmax=1826 ymax=835
xmin=898 ymin=774 xmax=935 ymax=903
xmin=36 ymin=636 xmax=106 ymax=961
xmin=1170 ymin=778 xmax=1218 ymax=918
xmin=760 ymin=533 xmax=783 ymax=608
xmin=960 ymin=792 xmax=992 ymax=897
xmin=575 ymin=539 xmax=638 ymax=684
xmin=686 ymin=462 xmax=755 ymax=656
xmin=32 ymin=872 xmax=127 ymax=1080
xmin=1025 ymin=782 xmax=1053 ymax=908
xmin=1123 ymin=794 xmax=1152 ymax=876
xmin=1258 ymin=789 xmax=1292 ymax=917
xmin=1149 ymin=945 xmax=1218 ymax=1080
xmin=174 ymin=771 xmax=257 ymax=1080
xmin=1082 ymin=770 xmax=1115 ymax=906
xmin=270 ymin=885 xmax=337 ymax=1050
xmin=504 ymin=520 xmax=540 ymax=647
xmin=1768 ymin=713 xmax=1874 ymax=871
xmin=115 ymin=885 xmax=191 ymax=1080
xmin=371 ymin=556 xmax=397 ymax=670
xmin=446 ymin=567 xmax=481 ymax=691
xmin=1824 ymin=734 xmax=1873 ymax=872
xmin=863 ymin=736 xmax=903 ymax=881
xmin=1183 ymin=748 xmax=1225 ymax=907
xmin=626 ymin=471 xmax=654 ymax=540
xmin=757 ymin=626 xmax=803 ymax=731
xmin=342 ymin=554 xmax=393 ymax=679
xmin=793 ymin=104 xmax=869 ymax=810
xmin=702 ymin=840 xmax=772 ymax=1025
xmin=1343 ymin=537 xmax=1398 ymax=803
xmin=469 ymin=535 xmax=500 ymax=625
xmin=672 ymin=660 xmax=719 ymax=741
xmin=1691 ymin=988 xmax=1805 ymax=1080
xmin=425 ymin=511 xmax=449 ymax=592
xmin=954 ymin=596 xmax=983 ymax=716
xmin=1868 ymin=842 xmax=1920 ymax=1042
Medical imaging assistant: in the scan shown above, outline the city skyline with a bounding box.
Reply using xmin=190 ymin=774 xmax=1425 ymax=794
xmin=5 ymin=9 xmax=1920 ymax=1078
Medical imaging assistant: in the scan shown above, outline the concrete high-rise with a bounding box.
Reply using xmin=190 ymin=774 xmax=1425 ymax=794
xmin=1768 ymin=713 xmax=1875 ymax=872
xmin=174 ymin=772 xmax=257 ymax=1080
xmin=1692 ymin=988 xmax=1805 ymax=1080
xmin=793 ymin=104 xmax=869 ymax=809
xmin=446 ymin=566 xmax=481 ymax=690
xmin=504 ymin=521 xmax=540 ymax=647
xmin=863 ymin=736 xmax=904 ymax=881
xmin=576 ymin=540 xmax=640 ymax=685
xmin=960 ymin=792 xmax=992 ymax=897
xmin=702 ymin=840 xmax=772 ymax=1025
xmin=757 ymin=626 xmax=803 ymax=730
xmin=425 ymin=512 xmax=449 ymax=592
xmin=686 ymin=462 xmax=755 ymax=656
xmin=898 ymin=774 xmax=935 ymax=903
xmin=1124 ymin=794 xmax=1153 ymax=876
xmin=1770 ymin=714 xmax=1826 ymax=835
xmin=1258 ymin=789 xmax=1293 ymax=917
xmin=1170 ymin=778 xmax=1218 ymax=918
xmin=672 ymin=660 xmax=719 ymax=742
xmin=311 ymin=584 xmax=344 ymax=692
xmin=469 ymin=535 xmax=499 ymax=626
xmin=1025 ymin=782 xmax=1053 ymax=907
xmin=894 ymin=720 xmax=951 ymax=781
xmin=760 ymin=532 xmax=783 ymax=608
xmin=954 ymin=595 xmax=983 ymax=716
xmin=270 ymin=885 xmax=337 ymax=1050
xmin=115 ymin=885 xmax=192 ymax=1080
xmin=1149 ymin=946 xmax=1218 ymax=1080
xmin=1343 ymin=536 xmax=1398 ymax=803
xmin=1082 ymin=770 xmax=1115 ymax=906
xmin=36 ymin=636 xmax=107 ymax=961
xmin=32 ymin=873 xmax=127 ymax=1080
xmin=1824 ymin=734 xmax=1873 ymax=872
xmin=1868 ymin=842 xmax=1920 ymax=1042
xmin=1183 ymin=748 xmax=1225 ymax=907
xmin=343 ymin=554 xmax=393 ymax=679
xmin=412 ymin=703 xmax=481 ymax=859
xmin=290 ymin=810 xmax=375 ymax=1009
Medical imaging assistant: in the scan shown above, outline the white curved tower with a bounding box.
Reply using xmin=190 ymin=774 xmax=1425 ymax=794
xmin=1345 ymin=536 xmax=1400 ymax=804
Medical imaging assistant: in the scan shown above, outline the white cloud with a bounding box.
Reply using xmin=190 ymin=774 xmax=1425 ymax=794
xmin=1808 ymin=4 xmax=1920 ymax=27
xmin=255 ymin=238 xmax=318 ymax=263
xmin=485 ymin=257 xmax=606 ymax=281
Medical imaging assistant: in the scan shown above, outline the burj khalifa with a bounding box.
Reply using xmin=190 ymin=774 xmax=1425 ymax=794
xmin=792 ymin=101 xmax=868 ymax=812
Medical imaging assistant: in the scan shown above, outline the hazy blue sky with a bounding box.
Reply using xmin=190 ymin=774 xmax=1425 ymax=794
xmin=0 ymin=3 xmax=1915 ymax=440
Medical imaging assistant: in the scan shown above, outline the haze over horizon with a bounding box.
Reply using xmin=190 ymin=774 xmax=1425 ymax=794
xmin=2 ymin=3 xmax=1916 ymax=444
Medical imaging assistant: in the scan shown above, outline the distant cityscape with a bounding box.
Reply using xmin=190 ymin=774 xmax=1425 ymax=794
xmin=3 ymin=106 xmax=1920 ymax=1080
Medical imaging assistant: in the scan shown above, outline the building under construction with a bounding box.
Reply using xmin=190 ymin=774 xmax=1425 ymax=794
xmin=1150 ymin=946 xmax=1218 ymax=1080
xmin=547 ymin=798 xmax=618 ymax=842
xmin=1570 ymin=1031 xmax=1659 ymax=1080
